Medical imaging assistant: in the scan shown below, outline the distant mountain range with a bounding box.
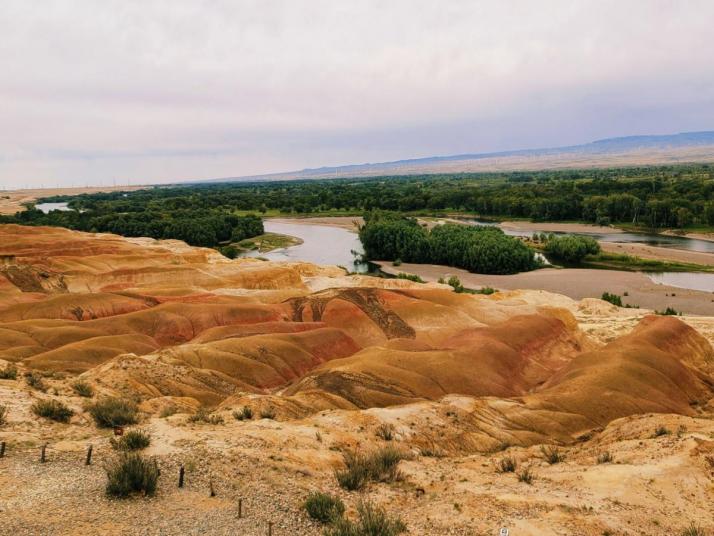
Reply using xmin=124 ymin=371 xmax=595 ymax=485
xmin=207 ymin=130 xmax=714 ymax=183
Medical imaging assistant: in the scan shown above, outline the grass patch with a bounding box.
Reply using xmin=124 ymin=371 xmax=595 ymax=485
xmin=158 ymin=406 xmax=177 ymax=418
xmin=303 ymin=491 xmax=345 ymax=524
xmin=681 ymin=523 xmax=707 ymax=536
xmin=111 ymin=429 xmax=151 ymax=451
xmin=0 ymin=364 xmax=18 ymax=380
xmin=656 ymin=306 xmax=681 ymax=316
xmin=31 ymin=399 xmax=74 ymax=423
xmin=517 ymin=467 xmax=535 ymax=484
xmin=375 ymin=423 xmax=395 ymax=441
xmin=335 ymin=447 xmax=407 ymax=491
xmin=71 ymin=380 xmax=94 ymax=398
xmin=105 ymin=453 xmax=159 ymax=498
xmin=583 ymin=252 xmax=714 ymax=273
xmin=496 ymin=456 xmax=517 ymax=473
xmin=324 ymin=499 xmax=406 ymax=536
xmin=541 ymin=445 xmax=565 ymax=464
xmin=232 ymin=406 xmax=254 ymax=421
xmin=395 ymin=272 xmax=424 ymax=283
xmin=87 ymin=398 xmax=139 ymax=428
xmin=236 ymin=232 xmax=302 ymax=253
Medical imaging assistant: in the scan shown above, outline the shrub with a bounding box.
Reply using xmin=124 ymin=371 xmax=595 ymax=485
xmin=88 ymin=398 xmax=139 ymax=428
xmin=105 ymin=453 xmax=159 ymax=498
xmin=375 ymin=423 xmax=395 ymax=441
xmin=25 ymin=371 xmax=47 ymax=391
xmin=517 ymin=467 xmax=535 ymax=484
xmin=496 ymin=456 xmax=517 ymax=473
xmin=335 ymin=447 xmax=406 ymax=491
xmin=541 ymin=445 xmax=565 ymax=464
xmin=324 ymin=499 xmax=406 ymax=536
xmin=233 ymin=406 xmax=254 ymax=421
xmin=31 ymin=399 xmax=74 ymax=423
xmin=544 ymin=234 xmax=600 ymax=264
xmin=653 ymin=426 xmax=671 ymax=437
xmin=0 ymin=364 xmax=18 ymax=380
xmin=656 ymin=307 xmax=680 ymax=316
xmin=681 ymin=523 xmax=707 ymax=536
xmin=71 ymin=380 xmax=94 ymax=398
xmin=392 ymin=259 xmax=402 ymax=267
xmin=447 ymin=275 xmax=465 ymax=293
xmin=159 ymin=406 xmax=177 ymax=418
xmin=188 ymin=407 xmax=224 ymax=424
xmin=303 ymin=491 xmax=345 ymax=524
xmin=395 ymin=272 xmax=424 ymax=283
xmin=0 ymin=404 xmax=7 ymax=425
xmin=474 ymin=286 xmax=496 ymax=295
xmin=111 ymin=429 xmax=151 ymax=451
xmin=260 ymin=406 xmax=277 ymax=420
xmin=597 ymin=451 xmax=613 ymax=464
xmin=601 ymin=292 xmax=623 ymax=307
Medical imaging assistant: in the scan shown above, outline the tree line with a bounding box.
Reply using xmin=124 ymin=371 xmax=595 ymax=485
xmin=358 ymin=212 xmax=540 ymax=274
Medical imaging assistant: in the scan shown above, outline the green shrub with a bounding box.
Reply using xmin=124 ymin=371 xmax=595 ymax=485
xmin=391 ymin=259 xmax=402 ymax=267
xmin=544 ymin=234 xmax=600 ymax=264
xmin=88 ymin=398 xmax=139 ymax=428
xmin=447 ymin=275 xmax=465 ymax=293
xmin=324 ymin=499 xmax=406 ymax=536
xmin=0 ymin=364 xmax=18 ymax=380
xmin=601 ymin=292 xmax=623 ymax=307
xmin=233 ymin=406 xmax=254 ymax=421
xmin=303 ymin=491 xmax=345 ymax=524
xmin=71 ymin=380 xmax=94 ymax=398
xmin=375 ymin=423 xmax=395 ymax=441
xmin=496 ymin=456 xmax=517 ymax=473
xmin=474 ymin=286 xmax=496 ymax=295
xmin=25 ymin=371 xmax=47 ymax=392
xmin=105 ymin=453 xmax=159 ymax=498
xmin=395 ymin=273 xmax=423 ymax=283
xmin=656 ymin=307 xmax=680 ymax=316
xmin=541 ymin=445 xmax=565 ymax=464
xmin=111 ymin=429 xmax=151 ymax=451
xmin=31 ymin=399 xmax=74 ymax=423
xmin=335 ymin=447 xmax=406 ymax=491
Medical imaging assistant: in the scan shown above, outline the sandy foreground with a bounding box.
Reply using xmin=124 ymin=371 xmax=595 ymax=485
xmin=0 ymin=186 xmax=147 ymax=215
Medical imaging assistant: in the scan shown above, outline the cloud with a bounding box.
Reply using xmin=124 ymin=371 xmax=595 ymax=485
xmin=1 ymin=0 xmax=713 ymax=187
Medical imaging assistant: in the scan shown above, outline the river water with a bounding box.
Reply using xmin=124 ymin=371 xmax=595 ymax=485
xmin=36 ymin=202 xmax=71 ymax=213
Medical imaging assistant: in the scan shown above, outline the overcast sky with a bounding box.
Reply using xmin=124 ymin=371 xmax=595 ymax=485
xmin=1 ymin=0 xmax=713 ymax=188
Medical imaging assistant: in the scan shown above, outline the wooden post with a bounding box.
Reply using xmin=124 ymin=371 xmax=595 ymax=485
xmin=268 ymin=522 xmax=273 ymax=536
xmin=40 ymin=444 xmax=47 ymax=463
xmin=238 ymin=498 xmax=243 ymax=518
xmin=85 ymin=445 xmax=93 ymax=465
xmin=178 ymin=465 xmax=185 ymax=488
xmin=0 ymin=441 xmax=5 ymax=458
xmin=209 ymin=479 xmax=215 ymax=497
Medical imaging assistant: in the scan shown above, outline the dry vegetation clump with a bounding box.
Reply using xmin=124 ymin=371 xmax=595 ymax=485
xmin=188 ymin=407 xmax=224 ymax=424
xmin=303 ymin=491 xmax=345 ymax=524
xmin=232 ymin=406 xmax=253 ymax=421
xmin=653 ymin=426 xmax=671 ymax=437
xmin=496 ymin=456 xmax=517 ymax=473
xmin=335 ymin=447 xmax=407 ymax=491
xmin=31 ymin=399 xmax=74 ymax=423
xmin=25 ymin=371 xmax=47 ymax=391
xmin=259 ymin=406 xmax=277 ymax=420
xmin=517 ymin=467 xmax=535 ymax=484
xmin=324 ymin=499 xmax=406 ymax=536
xmin=541 ymin=445 xmax=565 ymax=464
xmin=105 ymin=453 xmax=159 ymax=498
xmin=71 ymin=380 xmax=94 ymax=398
xmin=375 ymin=423 xmax=395 ymax=441
xmin=0 ymin=404 xmax=7 ymax=425
xmin=111 ymin=429 xmax=151 ymax=451
xmin=597 ymin=451 xmax=614 ymax=464
xmin=681 ymin=523 xmax=707 ymax=536
xmin=0 ymin=364 xmax=18 ymax=380
xmin=87 ymin=397 xmax=139 ymax=428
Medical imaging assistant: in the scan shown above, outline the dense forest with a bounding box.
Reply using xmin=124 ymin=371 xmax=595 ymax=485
xmin=29 ymin=163 xmax=714 ymax=230
xmin=1 ymin=207 xmax=263 ymax=247
xmin=359 ymin=212 xmax=540 ymax=274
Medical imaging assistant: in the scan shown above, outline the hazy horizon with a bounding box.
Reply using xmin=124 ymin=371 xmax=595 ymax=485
xmin=2 ymin=0 xmax=714 ymax=189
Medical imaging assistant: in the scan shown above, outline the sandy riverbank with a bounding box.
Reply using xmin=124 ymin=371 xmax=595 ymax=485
xmin=500 ymin=220 xmax=624 ymax=234
xmin=599 ymin=242 xmax=714 ymax=267
xmin=377 ymin=261 xmax=714 ymax=316
xmin=268 ymin=216 xmax=363 ymax=231
xmin=0 ymin=185 xmax=147 ymax=215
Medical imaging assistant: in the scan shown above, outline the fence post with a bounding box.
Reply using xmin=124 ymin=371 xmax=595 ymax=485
xmin=268 ymin=521 xmax=273 ymax=536
xmin=238 ymin=498 xmax=243 ymax=518
xmin=0 ymin=441 xmax=5 ymax=458
xmin=40 ymin=443 xmax=47 ymax=463
xmin=85 ymin=444 xmax=93 ymax=465
xmin=178 ymin=465 xmax=185 ymax=488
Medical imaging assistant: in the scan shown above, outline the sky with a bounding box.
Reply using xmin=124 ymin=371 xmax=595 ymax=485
xmin=1 ymin=0 xmax=713 ymax=189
